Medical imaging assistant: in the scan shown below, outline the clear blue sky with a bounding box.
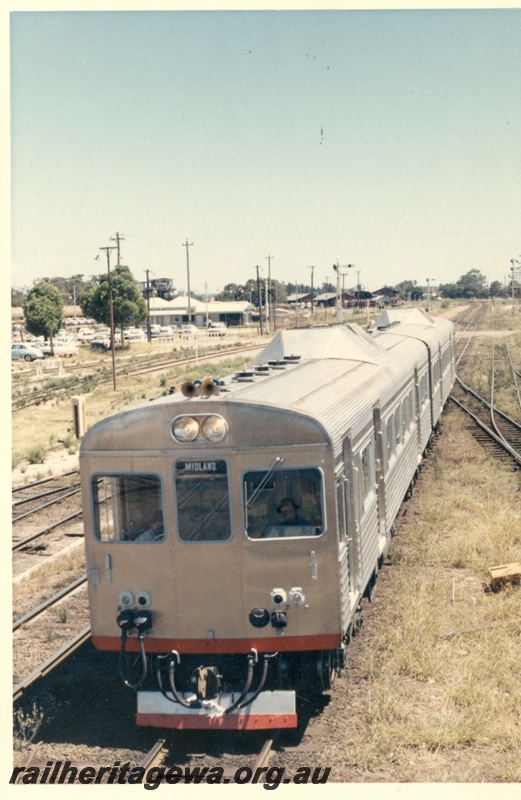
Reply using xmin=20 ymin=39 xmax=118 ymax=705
xmin=8 ymin=7 xmax=521 ymax=295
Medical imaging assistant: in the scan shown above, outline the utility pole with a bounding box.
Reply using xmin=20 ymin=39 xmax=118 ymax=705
xmin=144 ymin=269 xmax=155 ymax=342
xmin=255 ymin=265 xmax=263 ymax=335
xmin=205 ymin=282 xmax=209 ymax=327
xmin=110 ymin=232 xmax=125 ymax=266
xmin=333 ymin=263 xmax=341 ymax=323
xmin=265 ymin=253 xmax=274 ymax=331
xmin=511 ymin=259 xmax=521 ymax=314
xmin=264 ymin=278 xmax=270 ymax=334
xmin=333 ymin=263 xmax=354 ymax=323
xmin=426 ymin=277 xmax=435 ymax=312
xmin=182 ymin=240 xmax=193 ymax=322
xmin=307 ymin=266 xmax=315 ymax=317
xmin=323 ymin=275 xmax=330 ymax=323
xmin=100 ymin=245 xmax=117 ymax=391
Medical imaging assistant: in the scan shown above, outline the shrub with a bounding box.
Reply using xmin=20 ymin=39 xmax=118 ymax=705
xmin=13 ymin=702 xmax=44 ymax=750
xmin=26 ymin=445 xmax=46 ymax=464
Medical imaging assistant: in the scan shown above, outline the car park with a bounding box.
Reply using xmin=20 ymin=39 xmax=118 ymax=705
xmin=11 ymin=343 xmax=44 ymax=362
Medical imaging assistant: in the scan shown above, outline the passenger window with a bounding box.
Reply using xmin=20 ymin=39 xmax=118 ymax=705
xmin=360 ymin=443 xmax=375 ymax=505
xmin=244 ymin=467 xmax=323 ymax=539
xmin=175 ymin=460 xmax=231 ymax=541
xmin=92 ymin=474 xmax=164 ymax=542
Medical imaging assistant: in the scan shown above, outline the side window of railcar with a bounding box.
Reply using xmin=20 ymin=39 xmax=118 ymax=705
xmin=360 ymin=443 xmax=375 ymax=507
xmin=175 ymin=459 xmax=231 ymax=542
xmin=420 ymin=373 xmax=428 ymax=406
xmin=395 ymin=407 xmax=401 ymax=448
xmin=92 ymin=474 xmax=164 ymax=542
xmin=386 ymin=415 xmax=396 ymax=464
xmin=244 ymin=467 xmax=323 ymax=539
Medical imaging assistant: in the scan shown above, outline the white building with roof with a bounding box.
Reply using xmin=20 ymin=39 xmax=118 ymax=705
xmin=148 ymin=296 xmax=253 ymax=328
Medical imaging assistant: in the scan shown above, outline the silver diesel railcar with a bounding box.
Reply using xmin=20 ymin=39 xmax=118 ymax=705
xmin=80 ymin=309 xmax=455 ymax=730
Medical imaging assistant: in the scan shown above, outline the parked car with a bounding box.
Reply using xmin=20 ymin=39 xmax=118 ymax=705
xmin=181 ymin=324 xmax=198 ymax=339
xmin=11 ymin=343 xmax=44 ymax=362
xmin=77 ymin=328 xmax=96 ymax=343
xmin=40 ymin=340 xmax=79 ymax=358
xmin=90 ymin=336 xmax=111 ymax=352
xmin=207 ymin=321 xmax=228 ymax=337
xmin=124 ymin=328 xmax=147 ymax=342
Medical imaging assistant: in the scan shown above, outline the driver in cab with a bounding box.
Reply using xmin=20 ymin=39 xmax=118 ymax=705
xmin=262 ymin=497 xmax=316 ymax=538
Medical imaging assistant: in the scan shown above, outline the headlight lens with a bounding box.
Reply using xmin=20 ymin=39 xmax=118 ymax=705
xmin=172 ymin=416 xmax=199 ymax=442
xmin=201 ymin=415 xmax=228 ymax=442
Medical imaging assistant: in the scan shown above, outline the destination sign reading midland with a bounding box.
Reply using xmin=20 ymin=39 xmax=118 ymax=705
xmin=176 ymin=460 xmax=227 ymax=475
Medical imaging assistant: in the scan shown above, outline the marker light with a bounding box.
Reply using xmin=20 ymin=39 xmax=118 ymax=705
xmin=201 ymin=415 xmax=228 ymax=442
xmin=172 ymin=416 xmax=199 ymax=442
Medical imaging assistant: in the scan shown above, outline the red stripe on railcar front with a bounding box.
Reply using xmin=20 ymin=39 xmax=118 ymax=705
xmin=136 ymin=712 xmax=297 ymax=730
xmin=92 ymin=633 xmax=342 ymax=653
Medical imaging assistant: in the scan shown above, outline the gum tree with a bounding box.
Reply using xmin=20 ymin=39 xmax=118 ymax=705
xmin=23 ymin=281 xmax=64 ymax=354
xmin=80 ymin=265 xmax=147 ymax=344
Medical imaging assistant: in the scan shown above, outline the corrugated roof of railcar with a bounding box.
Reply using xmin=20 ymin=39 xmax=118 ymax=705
xmin=373 ymin=324 xmax=453 ymax=354
xmin=227 ymin=357 xmax=384 ymax=444
xmin=370 ymin=308 xmax=454 ymax=350
xmin=230 ymin=329 xmax=426 ymax=446
xmin=249 ymin=324 xmax=386 ymax=367
xmin=80 ymin=324 xmax=435 ymax=452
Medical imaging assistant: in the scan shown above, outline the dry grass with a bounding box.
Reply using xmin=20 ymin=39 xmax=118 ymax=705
xmin=328 ymin=406 xmax=521 ymax=781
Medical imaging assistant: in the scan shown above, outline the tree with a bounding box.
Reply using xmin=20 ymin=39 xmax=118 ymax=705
xmin=12 ymin=287 xmax=27 ymax=307
xmin=80 ymin=265 xmax=147 ymax=344
xmin=456 ymin=269 xmax=488 ymax=298
xmin=23 ymin=281 xmax=64 ymax=353
xmin=489 ymin=280 xmax=507 ymax=298
xmin=215 ymin=283 xmax=246 ymax=302
xmin=395 ymin=280 xmax=423 ymax=301
xmin=216 ymin=277 xmax=288 ymax=307
xmin=438 ymin=283 xmax=459 ymax=299
xmin=37 ymin=274 xmax=98 ymax=306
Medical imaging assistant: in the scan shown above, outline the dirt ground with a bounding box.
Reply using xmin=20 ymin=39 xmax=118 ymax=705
xmin=12 ymin=449 xmax=79 ymax=487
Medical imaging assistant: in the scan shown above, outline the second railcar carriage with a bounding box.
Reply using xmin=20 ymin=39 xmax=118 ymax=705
xmin=80 ymin=309 xmax=454 ymax=730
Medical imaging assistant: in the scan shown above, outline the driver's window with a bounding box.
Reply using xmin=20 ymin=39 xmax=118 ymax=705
xmin=244 ymin=467 xmax=323 ymax=539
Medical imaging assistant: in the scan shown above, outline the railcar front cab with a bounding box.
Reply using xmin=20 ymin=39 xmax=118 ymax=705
xmin=85 ymin=405 xmax=341 ymax=730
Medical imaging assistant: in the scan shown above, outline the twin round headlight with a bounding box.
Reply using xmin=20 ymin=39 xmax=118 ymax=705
xmin=172 ymin=414 xmax=228 ymax=443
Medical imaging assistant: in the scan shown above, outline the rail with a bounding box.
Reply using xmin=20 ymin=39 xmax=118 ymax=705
xmin=13 ymin=626 xmax=91 ymax=702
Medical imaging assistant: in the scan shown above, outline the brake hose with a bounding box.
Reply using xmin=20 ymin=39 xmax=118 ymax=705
xmin=166 ymin=651 xmax=200 ymax=708
xmin=237 ymin=654 xmax=271 ymax=709
xmin=222 ymin=651 xmax=256 ymax=715
xmin=119 ymin=629 xmax=149 ymax=690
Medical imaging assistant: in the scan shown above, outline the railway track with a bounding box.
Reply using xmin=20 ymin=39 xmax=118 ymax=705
xmin=13 ymin=626 xmax=91 ymax=702
xmin=451 ymin=380 xmax=521 ymax=467
xmin=451 ymin=303 xmax=521 ymax=466
xmin=12 ymin=341 xmax=264 ymax=411
xmin=135 ymin=729 xmax=296 ymax=786
xmin=13 ymin=575 xmax=88 ymax=632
